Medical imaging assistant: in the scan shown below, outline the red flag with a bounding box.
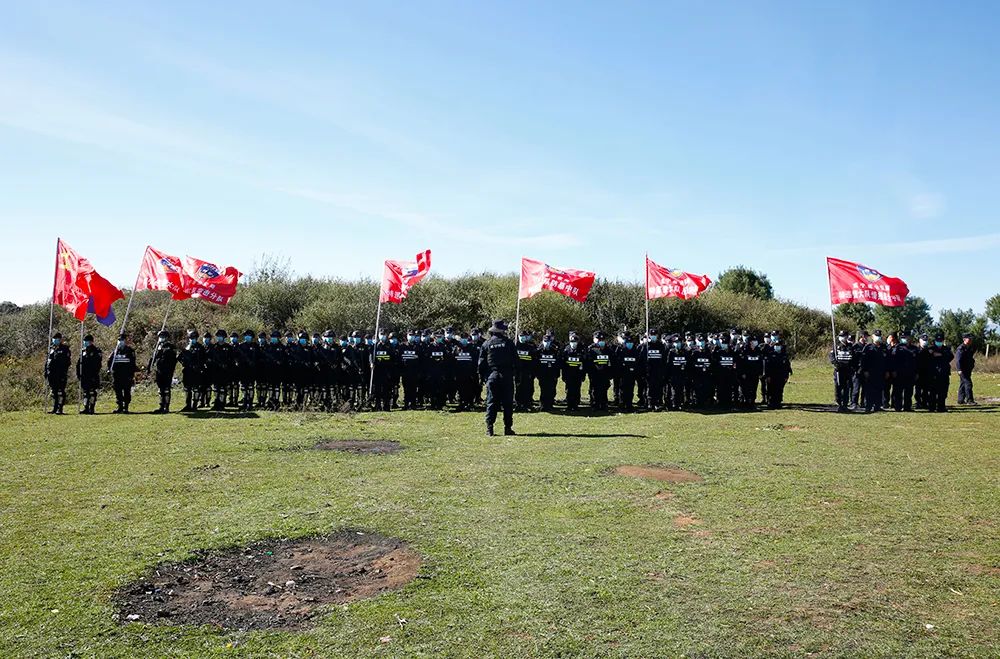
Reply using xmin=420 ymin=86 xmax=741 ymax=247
xmin=52 ymin=239 xmax=124 ymax=324
xmin=181 ymin=256 xmax=241 ymax=306
xmin=380 ymin=249 xmax=432 ymax=303
xmin=135 ymin=246 xmax=191 ymax=300
xmin=645 ymin=257 xmax=711 ymax=300
xmin=519 ymin=257 xmax=595 ymax=302
xmin=827 ymin=256 xmax=909 ymax=307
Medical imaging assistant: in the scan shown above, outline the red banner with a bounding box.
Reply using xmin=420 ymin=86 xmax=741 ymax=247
xmin=519 ymin=257 xmax=595 ymax=302
xmin=52 ymin=239 xmax=124 ymax=324
xmin=645 ymin=257 xmax=711 ymax=300
xmin=181 ymin=256 xmax=241 ymax=306
xmin=827 ymin=256 xmax=908 ymax=307
xmin=380 ymin=249 xmax=432 ymax=304
xmin=135 ymin=246 xmax=191 ymax=300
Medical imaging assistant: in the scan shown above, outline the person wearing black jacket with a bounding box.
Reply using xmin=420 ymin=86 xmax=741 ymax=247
xmin=561 ymin=331 xmax=587 ymax=412
xmin=147 ymin=330 xmax=178 ymax=413
xmin=453 ymin=333 xmax=480 ymax=411
xmin=763 ymin=340 xmax=792 ymax=409
xmin=736 ymin=337 xmax=764 ymax=410
xmin=369 ymin=334 xmax=397 ymax=411
xmin=666 ymin=335 xmax=689 ymax=411
xmin=76 ymin=334 xmax=102 ymax=414
xmin=398 ymin=331 xmax=424 ymax=410
xmin=478 ymin=319 xmax=516 ymax=436
xmin=689 ymin=335 xmax=714 ymax=408
xmin=234 ymin=330 xmax=259 ymax=411
xmin=587 ymin=332 xmax=613 ymax=411
xmin=423 ymin=331 xmax=452 ymax=410
xmin=107 ymin=334 xmax=137 ymax=413
xmin=514 ymin=330 xmax=539 ymax=412
xmin=44 ymin=333 xmax=72 ymax=415
xmin=828 ymin=331 xmax=857 ymax=412
xmin=850 ymin=332 xmax=868 ymax=409
xmin=889 ymin=330 xmax=917 ymax=412
xmin=261 ymin=331 xmax=285 ymax=410
xmin=536 ymin=332 xmax=562 ymax=412
xmin=859 ymin=332 xmax=887 ymax=413
xmin=178 ymin=331 xmax=205 ymax=411
xmin=615 ymin=333 xmax=643 ymax=412
xmin=955 ymin=333 xmax=977 ymax=405
xmin=712 ymin=338 xmax=738 ymax=410
xmin=915 ymin=333 xmax=932 ymax=410
xmin=641 ymin=330 xmax=668 ymax=411
xmin=926 ymin=333 xmax=954 ymax=412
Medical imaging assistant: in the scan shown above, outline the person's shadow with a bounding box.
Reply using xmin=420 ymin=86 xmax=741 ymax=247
xmin=516 ymin=431 xmax=647 ymax=439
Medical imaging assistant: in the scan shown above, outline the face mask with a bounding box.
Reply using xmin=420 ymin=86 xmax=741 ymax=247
xmin=720 ymin=344 xmax=728 ymax=350
xmin=519 ymin=335 xmax=529 ymax=343
xmin=750 ymin=341 xmax=758 ymax=348
xmin=117 ymin=340 xmax=125 ymax=348
xmin=569 ymin=341 xmax=578 ymax=349
xmin=378 ymin=335 xmax=386 ymax=342
xmin=324 ymin=337 xmax=333 ymax=344
xmin=472 ymin=334 xmax=480 ymax=341
xmin=649 ymin=335 xmax=657 ymax=342
xmin=934 ymin=341 xmax=943 ymax=347
xmin=839 ymin=338 xmax=849 ymax=345
xmin=445 ymin=333 xmax=453 ymax=340
xmin=542 ymin=340 xmax=551 ymax=349
xmin=597 ymin=340 xmax=606 ymax=348
xmin=230 ymin=337 xmax=238 ymax=344
xmin=270 ymin=337 xmax=278 ymax=344
xmin=390 ymin=338 xmax=398 ymax=345
xmin=340 ymin=340 xmax=348 ymax=347
xmin=406 ymin=335 xmax=414 ymax=342
xmin=435 ymin=337 xmax=443 ymax=344
xmin=189 ymin=340 xmax=197 ymax=346
xmin=313 ymin=338 xmax=322 ymax=346
xmin=421 ymin=336 xmax=429 ymax=343
xmin=460 ymin=338 xmax=468 ymax=346
xmin=52 ymin=338 xmax=61 ymax=346
xmin=900 ymin=338 xmax=908 ymax=344
xmin=299 ymin=338 xmax=307 ymax=345
xmin=242 ymin=335 xmax=252 ymax=343
xmin=774 ymin=345 xmax=783 ymax=353
xmin=366 ymin=339 xmax=374 ymax=346
xmin=83 ymin=340 xmax=91 ymax=347
xmin=696 ymin=341 xmax=704 ymax=348
xmin=625 ymin=342 xmax=634 ymax=350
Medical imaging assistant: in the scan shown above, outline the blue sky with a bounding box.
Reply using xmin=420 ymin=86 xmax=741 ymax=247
xmin=2 ymin=1 xmax=998 ymax=315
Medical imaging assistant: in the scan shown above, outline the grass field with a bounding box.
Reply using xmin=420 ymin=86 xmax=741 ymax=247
xmin=1 ymin=360 xmax=998 ymax=658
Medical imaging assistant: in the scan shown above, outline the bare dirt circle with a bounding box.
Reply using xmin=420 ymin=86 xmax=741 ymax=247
xmin=115 ymin=531 xmax=420 ymax=631
xmin=613 ymin=465 xmax=704 ymax=483
xmin=312 ymin=439 xmax=403 ymax=454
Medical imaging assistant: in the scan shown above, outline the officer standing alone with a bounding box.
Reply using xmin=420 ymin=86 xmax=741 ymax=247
xmin=955 ymin=333 xmax=977 ymax=405
xmin=107 ymin=334 xmax=137 ymax=414
xmin=478 ymin=319 xmax=516 ymax=436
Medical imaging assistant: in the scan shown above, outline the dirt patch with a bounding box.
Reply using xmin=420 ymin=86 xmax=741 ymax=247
xmin=115 ymin=531 xmax=420 ymax=631
xmin=759 ymin=424 xmax=806 ymax=431
xmin=966 ymin=564 xmax=1000 ymax=577
xmin=312 ymin=440 xmax=403 ymax=454
xmin=673 ymin=514 xmax=702 ymax=527
xmin=613 ymin=465 xmax=703 ymax=483
xmin=652 ymin=490 xmax=675 ymax=501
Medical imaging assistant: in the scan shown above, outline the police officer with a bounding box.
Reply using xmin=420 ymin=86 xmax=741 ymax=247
xmin=927 ymin=333 xmax=954 ymax=413
xmin=255 ymin=331 xmax=269 ymax=405
xmin=561 ymin=331 xmax=587 ymax=412
xmin=665 ymin=334 xmax=688 ymax=411
xmin=147 ymin=330 xmax=178 ymax=413
xmin=453 ymin=332 xmax=480 ymax=411
xmin=890 ymin=330 xmax=917 ymax=412
xmin=763 ymin=338 xmax=792 ymax=409
xmin=955 ymin=333 xmax=977 ymax=405
xmin=587 ymin=331 xmax=613 ymax=411
xmin=423 ymin=330 xmax=451 ymax=410
xmin=850 ymin=331 xmax=868 ymax=409
xmin=45 ymin=333 xmax=71 ymax=414
xmin=641 ymin=328 xmax=668 ymax=411
xmin=198 ymin=331 xmax=214 ymax=408
xmin=859 ymin=330 xmax=887 ymax=413
xmin=234 ymin=329 xmax=260 ymax=411
xmin=514 ymin=329 xmax=539 ymax=412
xmin=736 ymin=334 xmax=764 ymax=409
xmin=370 ymin=331 xmax=397 ymax=411
xmin=536 ymin=331 xmax=562 ymax=412
xmin=478 ymin=319 xmax=516 ymax=436
xmin=829 ymin=331 xmax=856 ymax=412
xmin=262 ymin=330 xmax=284 ymax=409
xmin=398 ymin=330 xmax=423 ymax=410
xmin=615 ymin=332 xmax=642 ymax=412
xmin=76 ymin=333 xmax=102 ymax=414
xmin=107 ymin=334 xmax=137 ymax=413
xmin=713 ymin=335 xmax=738 ymax=410
xmin=689 ymin=334 xmax=714 ymax=408
xmin=914 ymin=333 xmax=931 ymax=410
xmin=178 ymin=331 xmax=205 ymax=411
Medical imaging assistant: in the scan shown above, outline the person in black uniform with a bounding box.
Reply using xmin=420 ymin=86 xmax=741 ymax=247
xmin=207 ymin=329 xmax=234 ymax=410
xmin=914 ymin=333 xmax=931 ymax=410
xmin=890 ymin=330 xmax=917 ymax=412
xmin=850 ymin=331 xmax=868 ymax=409
xmin=178 ymin=331 xmax=204 ymax=411
xmin=423 ymin=330 xmax=451 ymax=410
xmin=234 ymin=330 xmax=259 ymax=411
xmin=763 ymin=339 xmax=792 ymax=409
xmin=689 ymin=334 xmax=714 ymax=408
xmin=478 ymin=319 xmax=516 ymax=436
xmin=736 ymin=335 xmax=764 ymax=410
xmin=470 ymin=326 xmax=486 ymax=405
xmin=147 ymin=330 xmax=178 ymax=413
xmin=713 ymin=336 xmax=738 ymax=410
xmin=107 ymin=334 xmax=137 ymax=413
xmin=45 ymin=333 xmax=72 ymax=414
xmin=641 ymin=329 xmax=667 ymax=411
xmin=927 ymin=333 xmax=954 ymax=413
xmin=369 ymin=332 xmax=397 ymax=411
xmin=536 ymin=331 xmax=562 ymax=412
xmin=198 ymin=332 xmax=214 ymax=408
xmin=255 ymin=332 xmax=269 ymax=405
xmin=76 ymin=334 xmax=102 ymax=414
xmin=398 ymin=331 xmax=423 ymax=410
xmin=453 ymin=332 xmax=480 ymax=411
xmin=859 ymin=331 xmax=886 ymax=413
xmin=587 ymin=331 xmax=613 ymax=411
xmin=666 ymin=334 xmax=688 ymax=411
xmin=262 ymin=330 xmax=284 ymax=409
xmin=514 ymin=330 xmax=538 ymax=412
xmin=955 ymin=333 xmax=977 ymax=405
xmin=615 ymin=333 xmax=643 ymax=412
xmin=561 ymin=331 xmax=587 ymax=412
xmin=829 ymin=331 xmax=857 ymax=412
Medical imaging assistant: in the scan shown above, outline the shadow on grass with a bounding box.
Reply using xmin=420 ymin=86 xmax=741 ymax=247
xmin=180 ymin=410 xmax=261 ymax=419
xmin=517 ymin=432 xmax=647 ymax=438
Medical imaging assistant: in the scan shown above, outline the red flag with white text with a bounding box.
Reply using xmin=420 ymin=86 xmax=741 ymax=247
xmin=52 ymin=238 xmax=124 ymax=325
xmin=645 ymin=257 xmax=712 ymax=300
xmin=380 ymin=249 xmax=432 ymax=303
xmin=135 ymin=246 xmax=191 ymax=300
xmin=181 ymin=256 xmax=241 ymax=305
xmin=519 ymin=257 xmax=595 ymax=302
xmin=827 ymin=256 xmax=908 ymax=307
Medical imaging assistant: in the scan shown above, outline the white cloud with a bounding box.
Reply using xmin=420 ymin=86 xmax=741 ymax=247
xmin=907 ymin=192 xmax=945 ymax=219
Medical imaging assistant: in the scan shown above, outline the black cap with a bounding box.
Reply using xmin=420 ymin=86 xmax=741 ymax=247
xmin=52 ymin=332 xmax=62 ymax=339
xmin=215 ymin=329 xmax=227 ymax=338
xmin=188 ymin=330 xmax=199 ymax=339
xmin=490 ymin=319 xmax=508 ymax=334
xmin=899 ymin=329 xmax=911 ymax=338
xmin=962 ymin=332 xmax=974 ymax=339
xmin=118 ymin=333 xmax=127 ymax=341
xmin=323 ymin=329 xmax=335 ymax=338
xmin=593 ymin=331 xmax=606 ymax=339
xmin=83 ymin=334 xmax=94 ymax=341
xmin=258 ymin=331 xmax=267 ymax=339
xmin=873 ymin=329 xmax=883 ymax=337
xmin=935 ymin=332 xmax=945 ymax=340
xmin=157 ymin=330 xmax=169 ymax=339
xmin=244 ymin=329 xmax=255 ymax=337
xmin=298 ymin=331 xmax=308 ymax=339
xmin=568 ymin=330 xmax=578 ymax=339
xmin=838 ymin=330 xmax=850 ymax=338
xmin=270 ymin=330 xmax=281 ymax=338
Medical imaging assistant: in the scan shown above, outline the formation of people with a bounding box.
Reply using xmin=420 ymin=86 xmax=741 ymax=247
xmin=828 ymin=329 xmax=978 ymax=413
xmin=43 ymin=324 xmax=797 ymax=420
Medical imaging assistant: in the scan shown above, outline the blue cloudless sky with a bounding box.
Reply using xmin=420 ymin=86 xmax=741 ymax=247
xmin=2 ymin=1 xmax=998 ymax=316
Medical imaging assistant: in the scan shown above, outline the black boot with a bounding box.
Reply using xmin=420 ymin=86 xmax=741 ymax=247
xmin=486 ymin=424 xmax=495 ymax=437
xmin=504 ymin=427 xmax=516 ymax=436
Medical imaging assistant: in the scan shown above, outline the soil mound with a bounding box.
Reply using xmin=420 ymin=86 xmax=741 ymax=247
xmin=613 ymin=465 xmax=703 ymax=483
xmin=116 ymin=531 xmax=420 ymax=630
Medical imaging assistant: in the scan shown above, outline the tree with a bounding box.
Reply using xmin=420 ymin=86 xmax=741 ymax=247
xmin=715 ymin=266 xmax=773 ymax=300
xmin=985 ymin=293 xmax=1000 ymax=326
xmin=872 ymin=296 xmax=933 ymax=333
xmin=937 ymin=308 xmax=988 ymax=348
xmin=834 ymin=303 xmax=874 ymax=329
xmin=0 ymin=301 xmax=19 ymax=315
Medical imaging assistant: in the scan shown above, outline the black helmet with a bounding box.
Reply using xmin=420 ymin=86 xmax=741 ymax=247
xmin=187 ymin=330 xmax=199 ymax=339
xmin=83 ymin=334 xmax=94 ymax=342
xmin=157 ymin=330 xmax=169 ymax=339
xmin=323 ymin=329 xmax=335 ymax=338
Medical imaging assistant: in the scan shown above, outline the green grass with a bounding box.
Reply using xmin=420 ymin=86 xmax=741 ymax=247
xmin=1 ymin=360 xmax=998 ymax=658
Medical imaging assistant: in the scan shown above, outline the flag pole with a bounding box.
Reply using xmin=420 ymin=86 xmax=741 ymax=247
xmin=369 ymin=272 xmax=383 ymax=401
xmin=160 ymin=298 xmax=176 ymax=333
xmin=110 ymin=248 xmax=148 ymax=374
xmin=514 ymin=258 xmax=522 ymax=339
xmin=46 ymin=239 xmax=61 ymax=411
xmin=644 ymin=253 xmax=650 ymax=339
xmin=78 ymin=319 xmax=85 ymax=413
